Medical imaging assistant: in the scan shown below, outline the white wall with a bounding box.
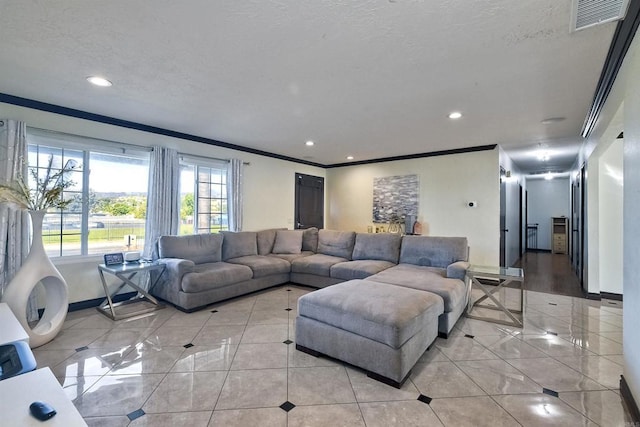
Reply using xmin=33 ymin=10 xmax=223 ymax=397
xmin=622 ymin=29 xmax=640 ymax=409
xmin=525 ymin=178 xmax=570 ymax=251
xmin=0 ymin=102 xmax=325 ymax=303
xmin=598 ymin=139 xmax=623 ymax=294
xmin=584 ymin=128 xmax=624 ymax=296
xmin=579 ymin=25 xmax=640 ymax=412
xmin=326 ymin=148 xmax=500 ymax=265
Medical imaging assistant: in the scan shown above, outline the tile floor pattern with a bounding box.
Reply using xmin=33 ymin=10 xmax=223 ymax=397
xmin=32 ymin=285 xmax=634 ymax=426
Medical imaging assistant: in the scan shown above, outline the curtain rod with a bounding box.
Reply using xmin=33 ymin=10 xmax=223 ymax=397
xmin=178 ymin=151 xmax=250 ymax=165
xmin=28 ymin=126 xmax=152 ymax=153
xmin=29 ymin=127 xmax=250 ymax=165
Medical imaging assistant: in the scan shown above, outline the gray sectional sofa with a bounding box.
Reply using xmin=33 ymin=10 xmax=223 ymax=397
xmin=150 ymin=227 xmax=470 ymax=337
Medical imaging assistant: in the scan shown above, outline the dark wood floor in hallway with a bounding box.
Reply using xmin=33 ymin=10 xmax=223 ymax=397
xmin=514 ymin=251 xmax=586 ymax=298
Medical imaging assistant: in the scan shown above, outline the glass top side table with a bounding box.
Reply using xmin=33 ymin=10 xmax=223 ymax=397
xmin=97 ymin=261 xmax=166 ymax=320
xmin=466 ymin=264 xmax=525 ymax=327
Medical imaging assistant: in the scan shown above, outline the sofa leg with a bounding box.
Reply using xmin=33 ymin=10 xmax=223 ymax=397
xmin=295 ymin=344 xmax=322 ymax=358
xmin=438 ymin=331 xmax=449 ymax=339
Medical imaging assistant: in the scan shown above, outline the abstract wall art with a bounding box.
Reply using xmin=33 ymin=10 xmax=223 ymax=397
xmin=372 ymin=174 xmax=418 ymax=223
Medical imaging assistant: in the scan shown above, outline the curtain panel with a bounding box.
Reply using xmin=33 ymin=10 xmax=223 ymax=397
xmin=143 ymin=146 xmax=180 ymax=259
xmin=227 ymin=158 xmax=243 ymax=232
xmin=0 ymin=119 xmax=37 ymax=319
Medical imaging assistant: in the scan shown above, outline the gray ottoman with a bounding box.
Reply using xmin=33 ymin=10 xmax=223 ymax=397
xmin=295 ymin=279 xmax=444 ymax=388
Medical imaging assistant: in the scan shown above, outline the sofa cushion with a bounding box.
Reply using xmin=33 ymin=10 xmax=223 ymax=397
xmin=291 ymin=253 xmax=348 ymax=277
xmin=352 ymin=233 xmax=401 ymax=263
xmin=317 ymin=230 xmax=356 ymax=260
xmin=302 ymin=227 xmax=319 ymax=252
xmin=330 ymin=260 xmax=396 ymax=280
xmin=158 ymin=234 xmax=223 ymax=264
xmin=400 ymin=236 xmax=468 ymax=268
xmin=366 ymin=264 xmax=466 ymax=312
xmin=256 ymin=228 xmax=286 ymax=255
xmin=226 ymin=255 xmax=291 ymax=278
xmin=221 ymin=231 xmax=258 ymax=260
xmin=272 ymin=230 xmax=304 ymax=254
xmin=297 ymin=279 xmax=444 ymax=348
xmin=181 ymin=262 xmax=253 ymax=293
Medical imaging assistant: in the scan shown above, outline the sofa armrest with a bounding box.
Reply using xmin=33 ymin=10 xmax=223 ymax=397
xmin=159 ymin=258 xmax=196 ymax=278
xmin=446 ymin=261 xmax=470 ymax=280
xmin=152 ymin=258 xmax=195 ymax=290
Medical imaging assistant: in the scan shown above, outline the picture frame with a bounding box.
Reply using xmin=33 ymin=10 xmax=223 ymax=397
xmin=103 ymin=252 xmax=124 ymax=266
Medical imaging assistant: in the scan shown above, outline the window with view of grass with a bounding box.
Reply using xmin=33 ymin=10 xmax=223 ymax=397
xmin=180 ymin=159 xmax=228 ymax=235
xmin=27 ymin=131 xmax=150 ymax=257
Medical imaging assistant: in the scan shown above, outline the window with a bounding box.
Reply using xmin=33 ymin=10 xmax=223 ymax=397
xmin=27 ymin=130 xmax=150 ymax=257
xmin=179 ymin=158 xmax=228 ymax=235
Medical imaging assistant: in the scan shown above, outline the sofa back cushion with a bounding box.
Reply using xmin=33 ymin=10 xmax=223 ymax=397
xmin=352 ymin=233 xmax=401 ymax=263
xmin=272 ymin=230 xmax=304 ymax=254
xmin=400 ymin=236 xmax=468 ymax=267
xmin=256 ymin=228 xmax=286 ymax=255
xmin=317 ymin=230 xmax=356 ymax=260
xmin=158 ymin=234 xmax=223 ymax=264
xmin=221 ymin=231 xmax=258 ymax=260
xmin=302 ymin=227 xmax=319 ymax=252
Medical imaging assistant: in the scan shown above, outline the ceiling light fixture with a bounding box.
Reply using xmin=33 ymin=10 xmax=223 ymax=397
xmin=346 ymin=155 xmax=354 ymax=160
xmin=86 ymin=76 xmax=112 ymax=87
xmin=305 ymin=141 xmax=314 ymax=147
xmin=448 ymin=111 xmax=462 ymax=119
xmin=537 ymin=152 xmax=550 ymax=161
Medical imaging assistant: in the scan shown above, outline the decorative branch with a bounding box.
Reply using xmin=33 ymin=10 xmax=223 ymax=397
xmin=0 ymin=155 xmax=79 ymax=211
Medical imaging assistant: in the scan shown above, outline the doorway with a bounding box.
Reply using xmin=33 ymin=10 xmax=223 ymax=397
xmin=294 ymin=173 xmax=324 ymax=229
xmin=499 ymin=167 xmax=507 ymax=266
xmin=571 ymin=164 xmax=587 ymax=290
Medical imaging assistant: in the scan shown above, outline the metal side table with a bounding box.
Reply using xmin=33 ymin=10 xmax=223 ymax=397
xmin=97 ymin=261 xmax=166 ymax=320
xmin=466 ymin=265 xmax=525 ymax=327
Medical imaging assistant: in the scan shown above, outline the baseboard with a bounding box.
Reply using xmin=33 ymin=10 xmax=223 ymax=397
xmin=601 ymin=291 xmax=623 ymax=301
xmin=525 ymin=249 xmax=552 ymax=253
xmin=67 ymin=292 xmax=138 ymax=312
xmin=620 ymin=375 xmax=640 ymax=423
xmin=586 ymin=293 xmax=602 ymax=301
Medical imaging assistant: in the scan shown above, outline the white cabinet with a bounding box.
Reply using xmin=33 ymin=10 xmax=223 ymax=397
xmin=552 ymin=217 xmax=568 ymax=254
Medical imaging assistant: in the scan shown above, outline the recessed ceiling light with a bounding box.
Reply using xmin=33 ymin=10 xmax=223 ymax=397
xmin=86 ymin=76 xmax=112 ymax=87
xmin=346 ymin=155 xmax=354 ymax=160
xmin=305 ymin=141 xmax=314 ymax=147
xmin=537 ymin=152 xmax=550 ymax=161
xmin=448 ymin=111 xmax=462 ymax=119
xmin=541 ymin=117 xmax=566 ymax=124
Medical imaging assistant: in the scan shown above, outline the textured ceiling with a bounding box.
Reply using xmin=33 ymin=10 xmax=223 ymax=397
xmin=0 ymin=1 xmax=616 ymax=171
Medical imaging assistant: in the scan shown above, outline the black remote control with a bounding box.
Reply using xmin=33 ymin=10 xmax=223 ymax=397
xmin=29 ymin=401 xmax=57 ymax=421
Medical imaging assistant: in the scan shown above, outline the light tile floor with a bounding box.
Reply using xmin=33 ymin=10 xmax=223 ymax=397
xmin=32 ymin=285 xmax=633 ymax=426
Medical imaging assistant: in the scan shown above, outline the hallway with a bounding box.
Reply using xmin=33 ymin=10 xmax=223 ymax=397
xmin=514 ymin=251 xmax=585 ymax=298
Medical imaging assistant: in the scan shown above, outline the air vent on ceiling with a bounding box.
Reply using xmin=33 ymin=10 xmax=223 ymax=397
xmin=571 ymin=0 xmax=630 ymax=31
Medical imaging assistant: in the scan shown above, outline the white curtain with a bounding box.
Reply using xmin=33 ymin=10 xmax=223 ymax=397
xmin=143 ymin=146 xmax=180 ymax=258
xmin=227 ymin=158 xmax=243 ymax=232
xmin=0 ymin=119 xmax=37 ymax=320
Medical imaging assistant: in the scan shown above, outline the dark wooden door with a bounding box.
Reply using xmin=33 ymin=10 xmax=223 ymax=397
xmin=571 ymin=165 xmax=587 ymax=289
xmin=519 ymin=184 xmax=524 ymax=257
xmin=579 ymin=165 xmax=587 ymax=290
xmin=500 ymin=167 xmax=507 ymax=266
xmin=295 ymin=173 xmax=324 ymax=229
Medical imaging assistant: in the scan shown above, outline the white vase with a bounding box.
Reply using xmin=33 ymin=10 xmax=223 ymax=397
xmin=2 ymin=210 xmax=68 ymax=348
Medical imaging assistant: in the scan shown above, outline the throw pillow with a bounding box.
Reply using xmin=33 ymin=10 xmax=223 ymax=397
xmin=272 ymin=230 xmax=304 ymax=254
